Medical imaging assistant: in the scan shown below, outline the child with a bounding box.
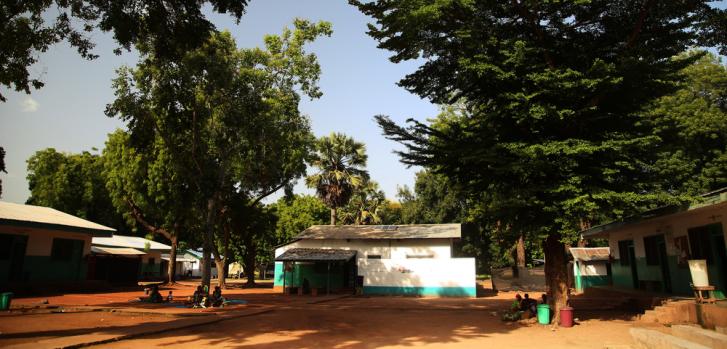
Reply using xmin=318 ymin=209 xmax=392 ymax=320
xmin=167 ymin=291 xmax=173 ymax=302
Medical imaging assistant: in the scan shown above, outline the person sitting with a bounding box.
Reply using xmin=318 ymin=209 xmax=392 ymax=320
xmin=521 ymin=293 xmax=538 ymax=318
xmin=191 ymin=286 xmax=205 ymax=308
xmin=149 ymin=285 xmax=163 ymax=303
xmin=503 ymin=294 xmax=525 ymax=321
xmin=210 ymin=286 xmax=225 ymax=307
xmin=167 ymin=291 xmax=174 ymax=302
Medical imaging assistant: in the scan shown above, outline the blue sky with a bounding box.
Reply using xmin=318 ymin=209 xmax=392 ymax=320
xmin=0 ymin=0 xmax=438 ymax=204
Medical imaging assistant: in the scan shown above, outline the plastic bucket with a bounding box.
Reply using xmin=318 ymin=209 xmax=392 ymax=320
xmin=537 ymin=304 xmax=550 ymax=325
xmin=560 ymin=307 xmax=574 ymax=327
xmin=0 ymin=292 xmax=13 ymax=310
xmin=688 ymin=260 xmax=709 ymax=287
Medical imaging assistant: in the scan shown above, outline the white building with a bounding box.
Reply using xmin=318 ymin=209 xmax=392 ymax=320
xmin=91 ymin=234 xmax=171 ymax=281
xmin=273 ymin=224 xmax=476 ymax=297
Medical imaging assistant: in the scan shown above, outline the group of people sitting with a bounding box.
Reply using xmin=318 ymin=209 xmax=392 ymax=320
xmin=502 ymin=293 xmax=547 ymax=321
xmin=141 ymin=284 xmax=225 ymax=308
xmin=190 ymin=285 xmax=226 ymax=308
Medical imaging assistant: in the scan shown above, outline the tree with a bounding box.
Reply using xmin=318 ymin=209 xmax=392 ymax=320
xmin=102 ymin=130 xmax=197 ymax=284
xmin=646 ymin=52 xmax=727 ymax=195
xmin=353 ymin=0 xmax=726 ymax=323
xmin=397 ymin=171 xmax=466 ymax=225
xmin=271 ymin=194 xmax=329 ymax=242
xmin=26 ymin=147 xmax=130 ymax=232
xmin=339 ymin=180 xmax=386 ymax=225
xmin=306 ymin=133 xmax=369 ymax=225
xmin=0 ymin=0 xmax=249 ymax=102
xmin=0 ymin=146 xmax=5 ymax=198
xmin=107 ymin=20 xmax=330 ymax=288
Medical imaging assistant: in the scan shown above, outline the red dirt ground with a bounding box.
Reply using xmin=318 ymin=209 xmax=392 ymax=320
xmin=2 ymin=282 xmax=640 ymax=349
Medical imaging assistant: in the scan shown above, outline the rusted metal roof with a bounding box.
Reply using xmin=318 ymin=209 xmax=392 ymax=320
xmin=295 ymin=224 xmax=461 ymax=240
xmin=569 ymin=247 xmax=610 ymax=261
xmin=275 ymin=248 xmax=357 ymax=262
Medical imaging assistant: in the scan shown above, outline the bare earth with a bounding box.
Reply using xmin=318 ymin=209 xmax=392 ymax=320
xmin=1 ymin=281 xmax=638 ymax=349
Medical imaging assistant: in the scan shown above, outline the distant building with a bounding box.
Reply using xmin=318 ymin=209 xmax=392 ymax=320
xmin=569 ymin=247 xmax=611 ymax=293
xmin=582 ymin=188 xmax=727 ymax=296
xmin=0 ymin=201 xmax=114 ymax=284
xmin=91 ymin=235 xmax=171 ymax=282
xmin=273 ymin=224 xmax=476 ymax=297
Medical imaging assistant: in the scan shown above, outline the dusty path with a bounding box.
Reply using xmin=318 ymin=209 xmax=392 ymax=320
xmin=91 ymin=296 xmax=637 ymax=349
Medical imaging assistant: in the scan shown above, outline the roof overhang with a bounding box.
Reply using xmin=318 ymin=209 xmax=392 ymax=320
xmin=91 ymin=246 xmax=146 ymax=256
xmin=275 ymin=248 xmax=357 ymax=262
xmin=0 ymin=219 xmax=114 ymax=237
xmin=569 ymin=247 xmax=610 ymax=262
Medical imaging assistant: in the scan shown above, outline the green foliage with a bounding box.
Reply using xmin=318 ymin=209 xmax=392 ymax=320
xmin=269 ymin=194 xmax=328 ymax=244
xmin=357 ymin=0 xmax=726 ymax=243
xmin=26 ymin=147 xmax=130 ymax=233
xmin=339 ymin=180 xmax=387 ymax=225
xmin=306 ymin=132 xmax=369 ymax=224
xmin=0 ymin=0 xmax=249 ymax=102
xmin=397 ymin=171 xmax=466 ymax=224
xmin=646 ymin=52 xmax=727 ymax=195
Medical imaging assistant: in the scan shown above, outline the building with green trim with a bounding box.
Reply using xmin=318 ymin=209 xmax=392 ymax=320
xmin=91 ymin=235 xmax=171 ymax=281
xmin=582 ymin=188 xmax=727 ymax=296
xmin=0 ymin=201 xmax=114 ymax=285
xmin=273 ymin=224 xmax=476 ymax=297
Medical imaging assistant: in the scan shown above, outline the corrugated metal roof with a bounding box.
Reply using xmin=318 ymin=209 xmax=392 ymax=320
xmin=295 ymin=224 xmax=461 ymax=240
xmin=161 ymin=254 xmax=198 ymax=263
xmin=275 ymin=248 xmax=357 ymax=261
xmin=91 ymin=246 xmax=146 ymax=256
xmin=92 ymin=234 xmax=171 ymax=251
xmin=569 ymin=247 xmax=610 ymax=261
xmin=0 ymin=201 xmax=115 ymax=236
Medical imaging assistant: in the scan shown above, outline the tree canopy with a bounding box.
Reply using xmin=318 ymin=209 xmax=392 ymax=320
xmin=353 ymin=0 xmax=727 ymax=320
xmin=306 ymin=132 xmax=369 ymax=225
xmin=0 ymin=0 xmax=250 ymax=102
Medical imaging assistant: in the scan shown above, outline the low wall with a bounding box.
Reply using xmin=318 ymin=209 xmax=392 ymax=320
xmin=359 ymin=258 xmax=476 ymax=297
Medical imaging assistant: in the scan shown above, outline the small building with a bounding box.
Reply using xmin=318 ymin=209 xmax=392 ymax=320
xmin=273 ymin=224 xmax=476 ymax=297
xmin=161 ymin=250 xmax=200 ymax=278
xmin=91 ymin=234 xmax=171 ymax=281
xmin=569 ymin=247 xmax=611 ymax=293
xmin=581 ymin=188 xmax=727 ymax=296
xmin=0 ymin=201 xmax=114 ymax=284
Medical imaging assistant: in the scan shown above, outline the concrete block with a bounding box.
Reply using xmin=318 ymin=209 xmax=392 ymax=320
xmin=671 ymin=325 xmax=727 ymax=349
xmin=630 ymin=328 xmax=710 ymax=349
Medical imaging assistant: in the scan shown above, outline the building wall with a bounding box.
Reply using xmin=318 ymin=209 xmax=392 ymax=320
xmin=273 ymin=238 xmax=476 ymax=297
xmin=606 ymin=202 xmax=727 ymax=295
xmin=0 ymin=225 xmax=92 ymax=282
xmin=139 ymin=251 xmax=162 ymax=278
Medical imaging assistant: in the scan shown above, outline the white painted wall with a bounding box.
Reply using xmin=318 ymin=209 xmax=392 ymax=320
xmin=579 ymin=262 xmax=608 ymax=276
xmin=275 ymin=238 xmax=453 ymax=265
xmin=359 ymin=258 xmax=476 ymax=288
xmin=0 ymin=225 xmax=92 ymax=256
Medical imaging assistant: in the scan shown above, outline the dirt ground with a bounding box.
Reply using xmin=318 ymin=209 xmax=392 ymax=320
xmin=2 ymin=281 xmax=641 ymax=349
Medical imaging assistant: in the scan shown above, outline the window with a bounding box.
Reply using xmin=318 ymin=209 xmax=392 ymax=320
xmin=367 ymin=254 xmax=382 ymax=259
xmin=688 ymin=224 xmax=720 ymax=265
xmin=643 ymin=235 xmax=662 ymax=266
xmin=617 ymin=240 xmax=632 ymax=266
xmin=0 ymin=234 xmax=14 ymax=260
xmin=51 ymin=238 xmax=77 ymax=261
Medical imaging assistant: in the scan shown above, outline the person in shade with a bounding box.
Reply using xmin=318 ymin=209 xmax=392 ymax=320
xmin=149 ymin=285 xmax=163 ymax=303
xmin=191 ymin=285 xmax=205 ymax=308
xmin=210 ymin=286 xmax=225 ymax=307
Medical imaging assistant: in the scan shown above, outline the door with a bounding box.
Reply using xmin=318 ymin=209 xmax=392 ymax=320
xmin=689 ymin=223 xmax=727 ymax=292
xmin=9 ymin=235 xmax=28 ymax=282
xmin=628 ymin=244 xmax=639 ymax=289
xmin=657 ymin=238 xmax=672 ymax=293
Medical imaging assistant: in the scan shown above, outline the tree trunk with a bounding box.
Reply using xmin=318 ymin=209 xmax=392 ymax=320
xmin=201 ymin=197 xmax=216 ymax=290
xmin=214 ymin=256 xmax=226 ymax=288
xmin=516 ymin=234 xmax=526 ymax=268
xmin=166 ymin=235 xmax=178 ymax=284
xmin=243 ymin=237 xmax=257 ymax=286
xmin=330 ymin=207 xmax=337 ymax=225
xmin=544 ymin=233 xmax=569 ymax=327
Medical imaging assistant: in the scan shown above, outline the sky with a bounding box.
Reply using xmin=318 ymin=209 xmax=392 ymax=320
xmin=0 ymin=0 xmax=439 ymax=204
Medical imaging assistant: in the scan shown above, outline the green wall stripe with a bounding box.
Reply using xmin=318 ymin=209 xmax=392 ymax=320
xmin=363 ymin=286 xmax=476 ymax=297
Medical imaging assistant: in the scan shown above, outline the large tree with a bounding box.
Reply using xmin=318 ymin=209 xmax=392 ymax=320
xmin=107 ymin=21 xmax=329 ymax=288
xmin=271 ymin=194 xmax=329 ymax=242
xmin=0 ymin=146 xmax=5 ymax=198
xmin=103 ymin=130 xmax=197 ymax=284
xmin=306 ymin=133 xmax=369 ymax=225
xmin=353 ymin=0 xmax=726 ymax=323
xmin=0 ymin=0 xmax=249 ymax=102
xmin=26 ymin=148 xmax=130 ymax=232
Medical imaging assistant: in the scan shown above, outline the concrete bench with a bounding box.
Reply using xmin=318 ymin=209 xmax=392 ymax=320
xmin=630 ymin=328 xmax=710 ymax=349
xmin=671 ymin=325 xmax=727 ymax=349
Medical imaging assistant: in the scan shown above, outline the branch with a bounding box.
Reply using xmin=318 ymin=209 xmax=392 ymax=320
xmin=511 ymin=0 xmax=556 ymax=68
xmin=249 ymin=181 xmax=288 ymax=207
xmin=626 ymin=0 xmax=656 ymax=49
xmin=125 ymin=198 xmax=172 ymax=240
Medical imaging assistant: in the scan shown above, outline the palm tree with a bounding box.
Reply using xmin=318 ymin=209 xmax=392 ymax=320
xmin=340 ymin=180 xmax=386 ymax=225
xmin=306 ymin=133 xmax=368 ymax=225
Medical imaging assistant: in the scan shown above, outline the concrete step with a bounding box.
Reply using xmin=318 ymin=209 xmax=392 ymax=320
xmin=631 ymin=328 xmax=710 ymax=349
xmin=671 ymin=325 xmax=727 ymax=349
